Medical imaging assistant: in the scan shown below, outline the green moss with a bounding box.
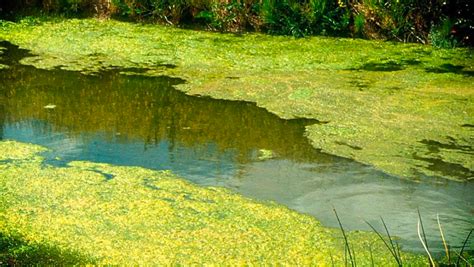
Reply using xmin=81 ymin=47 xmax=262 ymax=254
xmin=0 ymin=141 xmax=426 ymax=264
xmin=0 ymin=18 xmax=472 ymax=181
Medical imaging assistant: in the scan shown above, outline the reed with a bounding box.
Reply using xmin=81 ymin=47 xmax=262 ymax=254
xmin=437 ymin=214 xmax=450 ymax=264
xmin=456 ymin=229 xmax=473 ymax=266
xmin=364 ymin=218 xmax=402 ymax=267
xmin=333 ymin=208 xmax=356 ymax=267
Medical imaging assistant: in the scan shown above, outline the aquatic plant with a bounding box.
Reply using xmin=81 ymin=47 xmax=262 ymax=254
xmin=333 ymin=208 xmax=356 ymax=266
xmin=365 ymin=212 xmax=474 ymax=266
xmin=365 ymin=218 xmax=402 ymax=267
xmin=0 ymin=140 xmax=426 ymax=264
xmin=0 ymin=18 xmax=472 ymax=182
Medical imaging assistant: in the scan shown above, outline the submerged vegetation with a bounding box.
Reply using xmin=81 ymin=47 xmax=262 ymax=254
xmin=0 ymin=140 xmax=427 ymax=265
xmin=0 ymin=18 xmax=472 ymax=181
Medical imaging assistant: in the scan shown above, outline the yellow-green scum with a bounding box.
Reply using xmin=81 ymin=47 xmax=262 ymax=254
xmin=0 ymin=141 xmax=426 ymax=265
xmin=0 ymin=18 xmax=472 ymax=181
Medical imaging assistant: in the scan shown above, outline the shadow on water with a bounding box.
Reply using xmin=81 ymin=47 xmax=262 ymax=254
xmin=414 ymin=153 xmax=474 ymax=179
xmin=425 ymin=63 xmax=474 ymax=77
xmin=359 ymin=61 xmax=404 ymax=71
xmin=420 ymin=138 xmax=473 ymax=154
xmin=349 ymin=58 xmax=422 ymax=72
xmin=0 ymin=41 xmax=473 ymax=255
xmin=416 ymin=138 xmax=474 ymax=179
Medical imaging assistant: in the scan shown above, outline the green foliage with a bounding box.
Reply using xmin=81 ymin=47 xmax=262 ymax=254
xmin=354 ymin=13 xmax=365 ymax=36
xmin=347 ymin=0 xmax=473 ymax=46
xmin=3 ymin=0 xmax=473 ymax=44
xmin=260 ymin=0 xmax=349 ymax=37
xmin=110 ymin=0 xmax=187 ymax=22
xmin=430 ymin=18 xmax=458 ymax=48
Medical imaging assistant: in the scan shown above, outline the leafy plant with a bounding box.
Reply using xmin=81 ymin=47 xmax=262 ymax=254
xmin=430 ymin=18 xmax=458 ymax=48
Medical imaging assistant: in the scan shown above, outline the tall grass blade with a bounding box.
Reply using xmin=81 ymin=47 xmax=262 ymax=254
xmin=456 ymin=228 xmax=473 ymax=266
xmin=351 ymin=244 xmax=357 ymax=267
xmin=417 ymin=218 xmax=435 ymax=266
xmin=381 ymin=217 xmax=402 ymax=266
xmin=364 ymin=220 xmax=401 ymax=266
xmin=344 ymin=243 xmax=348 ymax=267
xmin=395 ymin=242 xmax=402 ymax=266
xmin=436 ymin=214 xmax=450 ymax=264
xmin=453 ymin=250 xmax=471 ymax=266
xmin=417 ymin=209 xmax=430 ymax=253
xmin=333 ymin=208 xmax=355 ymax=267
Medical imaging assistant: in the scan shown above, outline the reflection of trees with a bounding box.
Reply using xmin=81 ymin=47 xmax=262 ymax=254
xmin=2 ymin=43 xmax=334 ymax=164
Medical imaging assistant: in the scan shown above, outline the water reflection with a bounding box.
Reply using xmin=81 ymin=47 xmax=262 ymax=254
xmin=1 ymin=41 xmax=324 ymax=164
xmin=0 ymin=42 xmax=472 ymax=254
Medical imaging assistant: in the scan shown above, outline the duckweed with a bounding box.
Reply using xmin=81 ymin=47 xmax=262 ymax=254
xmin=0 ymin=18 xmax=473 ymax=181
xmin=0 ymin=141 xmax=426 ymax=264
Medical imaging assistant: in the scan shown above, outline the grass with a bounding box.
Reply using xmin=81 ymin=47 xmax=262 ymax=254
xmin=362 ymin=211 xmax=474 ymax=266
xmin=333 ymin=208 xmax=356 ymax=266
xmin=365 ymin=218 xmax=402 ymax=266
xmin=0 ymin=17 xmax=472 ymax=182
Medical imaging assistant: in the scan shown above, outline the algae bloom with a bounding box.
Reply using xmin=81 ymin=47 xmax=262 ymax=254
xmin=0 ymin=141 xmax=424 ymax=265
xmin=0 ymin=18 xmax=472 ymax=181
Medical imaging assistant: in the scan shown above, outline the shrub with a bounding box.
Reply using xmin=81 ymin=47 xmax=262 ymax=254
xmin=3 ymin=0 xmax=473 ymax=46
xmin=430 ymin=18 xmax=458 ymax=48
xmin=260 ymin=0 xmax=349 ymax=37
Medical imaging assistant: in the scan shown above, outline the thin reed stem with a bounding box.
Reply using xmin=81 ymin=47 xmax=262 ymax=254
xmin=364 ymin=220 xmax=401 ymax=266
xmin=417 ymin=218 xmax=435 ymax=266
xmin=333 ymin=208 xmax=355 ymax=267
xmin=381 ymin=217 xmax=402 ymax=265
xmin=417 ymin=209 xmax=430 ymax=254
xmin=453 ymin=250 xmax=471 ymax=266
xmin=456 ymin=228 xmax=473 ymax=266
xmin=436 ymin=214 xmax=450 ymax=264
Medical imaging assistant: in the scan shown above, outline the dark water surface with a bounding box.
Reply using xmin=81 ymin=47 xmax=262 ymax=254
xmin=1 ymin=42 xmax=472 ymax=254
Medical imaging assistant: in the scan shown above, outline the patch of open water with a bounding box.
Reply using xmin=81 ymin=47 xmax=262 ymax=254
xmin=1 ymin=41 xmax=472 ymax=255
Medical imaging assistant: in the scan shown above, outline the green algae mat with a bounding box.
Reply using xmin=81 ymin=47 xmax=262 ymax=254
xmin=0 ymin=140 xmax=427 ymax=265
xmin=1 ymin=18 xmax=472 ymax=182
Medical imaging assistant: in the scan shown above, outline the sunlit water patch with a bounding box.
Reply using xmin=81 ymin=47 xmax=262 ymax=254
xmin=1 ymin=41 xmax=472 ymax=255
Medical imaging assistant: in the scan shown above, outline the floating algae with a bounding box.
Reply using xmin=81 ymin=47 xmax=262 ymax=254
xmin=0 ymin=141 xmax=425 ymax=265
xmin=0 ymin=18 xmax=472 ymax=181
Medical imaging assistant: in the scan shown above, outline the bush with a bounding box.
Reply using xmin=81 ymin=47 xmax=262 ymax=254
xmin=430 ymin=18 xmax=458 ymax=48
xmin=3 ymin=0 xmax=473 ymax=46
xmin=260 ymin=0 xmax=349 ymax=37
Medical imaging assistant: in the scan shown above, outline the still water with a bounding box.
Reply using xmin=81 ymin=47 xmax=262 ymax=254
xmin=1 ymin=41 xmax=472 ymax=255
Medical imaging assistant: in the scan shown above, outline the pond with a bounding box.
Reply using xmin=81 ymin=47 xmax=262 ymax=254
xmin=1 ymin=41 xmax=472 ymax=255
